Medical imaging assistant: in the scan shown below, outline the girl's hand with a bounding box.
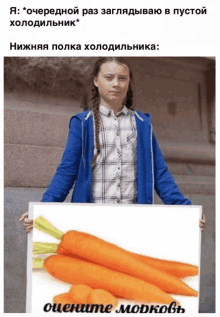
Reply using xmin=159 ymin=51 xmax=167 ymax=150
xmin=19 ymin=212 xmax=33 ymax=233
xmin=199 ymin=214 xmax=206 ymax=231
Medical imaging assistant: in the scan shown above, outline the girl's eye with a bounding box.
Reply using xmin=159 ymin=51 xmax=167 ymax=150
xmin=104 ymin=75 xmax=127 ymax=81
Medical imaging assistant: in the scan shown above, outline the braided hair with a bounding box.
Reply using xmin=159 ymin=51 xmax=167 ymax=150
xmin=91 ymin=57 xmax=134 ymax=169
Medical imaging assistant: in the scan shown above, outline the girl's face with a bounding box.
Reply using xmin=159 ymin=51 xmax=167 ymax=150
xmin=94 ymin=61 xmax=130 ymax=108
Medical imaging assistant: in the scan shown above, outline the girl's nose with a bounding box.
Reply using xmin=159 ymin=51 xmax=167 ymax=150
xmin=113 ymin=78 xmax=119 ymax=86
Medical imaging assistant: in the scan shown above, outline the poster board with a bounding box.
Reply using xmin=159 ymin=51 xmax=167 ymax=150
xmin=27 ymin=203 xmax=202 ymax=314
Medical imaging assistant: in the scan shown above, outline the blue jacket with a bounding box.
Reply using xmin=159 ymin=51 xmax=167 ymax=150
xmin=42 ymin=110 xmax=191 ymax=205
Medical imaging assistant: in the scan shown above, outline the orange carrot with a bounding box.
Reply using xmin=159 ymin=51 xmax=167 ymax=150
xmin=68 ymin=285 xmax=117 ymax=310
xmin=57 ymin=244 xmax=86 ymax=262
xmin=57 ymin=243 xmax=198 ymax=278
xmin=69 ymin=284 xmax=92 ymax=304
xmin=88 ymin=289 xmax=118 ymax=309
xmin=44 ymin=255 xmax=176 ymax=304
xmin=53 ymin=293 xmax=76 ymax=305
xmin=59 ymin=231 xmax=197 ymax=296
xmin=131 ymin=253 xmax=198 ymax=278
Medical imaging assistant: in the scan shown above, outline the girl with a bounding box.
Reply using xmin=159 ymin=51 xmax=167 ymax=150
xmin=20 ymin=57 xmax=206 ymax=231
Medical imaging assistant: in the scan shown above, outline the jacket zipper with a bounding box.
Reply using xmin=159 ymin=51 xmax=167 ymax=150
xmin=150 ymin=124 xmax=154 ymax=204
xmin=81 ymin=121 xmax=86 ymax=170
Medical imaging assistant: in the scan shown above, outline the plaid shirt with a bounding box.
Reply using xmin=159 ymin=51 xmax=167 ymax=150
xmin=92 ymin=105 xmax=137 ymax=204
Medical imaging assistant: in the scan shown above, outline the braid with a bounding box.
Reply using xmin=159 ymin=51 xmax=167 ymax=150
xmin=126 ymin=84 xmax=134 ymax=109
xmin=91 ymin=86 xmax=100 ymax=169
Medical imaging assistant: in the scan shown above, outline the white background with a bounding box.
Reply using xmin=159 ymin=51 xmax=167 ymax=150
xmin=0 ymin=0 xmax=219 ymax=56
xmin=28 ymin=203 xmax=201 ymax=314
xmin=1 ymin=0 xmax=219 ymax=314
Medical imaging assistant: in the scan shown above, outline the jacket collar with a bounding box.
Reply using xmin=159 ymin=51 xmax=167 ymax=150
xmin=134 ymin=110 xmax=151 ymax=122
xmin=75 ymin=109 xmax=151 ymax=122
xmin=74 ymin=110 xmax=92 ymax=122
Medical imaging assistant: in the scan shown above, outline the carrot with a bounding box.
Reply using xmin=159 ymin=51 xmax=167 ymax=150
xmin=57 ymin=243 xmax=198 ymax=278
xmin=34 ymin=217 xmax=198 ymax=296
xmin=88 ymin=289 xmax=118 ymax=309
xmin=131 ymin=253 xmax=198 ymax=278
xmin=69 ymin=284 xmax=92 ymax=304
xmin=57 ymin=244 xmax=86 ymax=262
xmin=59 ymin=231 xmax=197 ymax=296
xmin=68 ymin=285 xmax=117 ymax=310
xmin=44 ymin=255 xmax=176 ymax=304
xmin=53 ymin=293 xmax=76 ymax=305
